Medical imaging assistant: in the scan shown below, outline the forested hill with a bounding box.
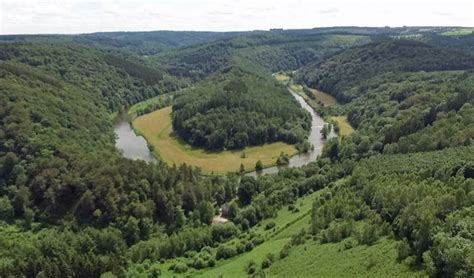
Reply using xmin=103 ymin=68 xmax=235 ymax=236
xmin=172 ymin=59 xmax=311 ymax=150
xmin=298 ymin=40 xmax=474 ymax=102
xmin=0 ymin=41 xmax=231 ymax=276
xmin=0 ymin=27 xmax=473 ymax=277
xmin=0 ymin=42 xmax=186 ymax=111
xmin=155 ymin=32 xmax=371 ymax=81
xmin=0 ymin=31 xmax=243 ymax=56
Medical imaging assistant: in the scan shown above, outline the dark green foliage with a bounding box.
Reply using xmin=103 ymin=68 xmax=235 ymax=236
xmin=255 ymin=160 xmax=263 ymax=172
xmin=245 ymin=260 xmax=257 ymax=274
xmin=299 ymin=40 xmax=474 ymax=102
xmin=276 ymin=152 xmax=290 ymax=166
xmin=172 ymin=61 xmax=311 ymax=150
xmin=280 ymin=243 xmax=291 ymax=259
xmin=1 ymin=28 xmax=473 ymax=277
xmin=104 ymin=54 xmax=163 ymax=85
xmin=238 ymin=177 xmax=259 ymax=205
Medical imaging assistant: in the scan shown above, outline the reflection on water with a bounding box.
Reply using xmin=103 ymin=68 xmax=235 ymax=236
xmin=247 ymin=88 xmax=327 ymax=177
xmin=114 ymin=114 xmax=155 ymax=163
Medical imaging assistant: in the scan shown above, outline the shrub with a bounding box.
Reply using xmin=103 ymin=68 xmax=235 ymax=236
xmin=280 ymin=243 xmax=291 ymax=259
xmin=357 ymin=223 xmax=379 ymax=245
xmin=173 ymin=262 xmax=188 ymax=273
xmin=265 ymin=221 xmax=276 ymax=230
xmin=245 ymin=260 xmax=257 ymax=274
xmin=244 ymin=240 xmax=254 ymax=251
xmin=215 ymin=245 xmax=237 ymax=260
xmin=235 ymin=242 xmax=245 ymax=254
xmin=261 ymin=258 xmax=272 ymax=269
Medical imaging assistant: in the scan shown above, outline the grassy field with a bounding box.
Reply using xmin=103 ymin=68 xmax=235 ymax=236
xmin=308 ymin=88 xmax=338 ymax=106
xmin=289 ymin=83 xmax=338 ymax=109
xmin=440 ymin=28 xmax=473 ymax=36
xmin=332 ymin=116 xmax=355 ymax=136
xmin=274 ymin=73 xmax=291 ymax=83
xmin=267 ymin=237 xmax=425 ymax=277
xmin=132 ymin=106 xmax=297 ymax=174
xmin=128 ymin=94 xmax=172 ymax=115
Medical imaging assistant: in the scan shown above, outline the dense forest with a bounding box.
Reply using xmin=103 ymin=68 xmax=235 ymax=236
xmin=297 ymin=40 xmax=474 ymax=102
xmin=0 ymin=27 xmax=473 ymax=277
xmin=171 ymin=59 xmax=311 ymax=150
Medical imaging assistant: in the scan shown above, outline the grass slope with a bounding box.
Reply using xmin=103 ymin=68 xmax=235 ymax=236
xmin=133 ymin=106 xmax=296 ymax=174
xmin=191 ymin=190 xmax=320 ymax=277
xmin=268 ymin=238 xmax=425 ymax=278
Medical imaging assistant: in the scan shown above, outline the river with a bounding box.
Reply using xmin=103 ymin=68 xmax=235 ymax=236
xmin=114 ymin=113 xmax=156 ymax=163
xmin=114 ymin=87 xmax=328 ymax=173
xmin=246 ymin=88 xmax=327 ymax=177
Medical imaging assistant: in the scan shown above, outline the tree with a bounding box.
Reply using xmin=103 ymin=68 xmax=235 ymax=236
xmin=197 ymin=202 xmax=214 ymax=225
xmin=238 ymin=177 xmax=258 ymax=205
xmin=239 ymin=163 xmax=245 ymax=174
xmin=255 ymin=160 xmax=263 ymax=172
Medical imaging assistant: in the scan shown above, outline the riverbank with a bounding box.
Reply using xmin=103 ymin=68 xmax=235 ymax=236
xmin=132 ymin=106 xmax=298 ymax=174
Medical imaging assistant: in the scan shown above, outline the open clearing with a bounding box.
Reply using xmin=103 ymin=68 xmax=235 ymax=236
xmin=308 ymin=88 xmax=338 ymax=106
xmin=274 ymin=73 xmax=291 ymax=83
xmin=332 ymin=116 xmax=355 ymax=136
xmin=133 ymin=106 xmax=297 ymax=174
xmin=288 ymin=83 xmax=337 ymax=108
xmin=440 ymin=28 xmax=473 ymax=36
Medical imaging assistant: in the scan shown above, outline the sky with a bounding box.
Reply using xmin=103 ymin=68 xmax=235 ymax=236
xmin=0 ymin=0 xmax=473 ymax=35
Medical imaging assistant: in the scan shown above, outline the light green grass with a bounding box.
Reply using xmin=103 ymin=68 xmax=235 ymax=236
xmin=128 ymin=95 xmax=170 ymax=115
xmin=133 ymin=106 xmax=297 ymax=174
xmin=268 ymin=238 xmax=427 ymax=277
xmin=440 ymin=28 xmax=473 ymax=36
xmin=144 ymin=179 xmax=423 ymax=277
xmin=191 ymin=191 xmax=320 ymax=277
xmin=274 ymin=73 xmax=290 ymax=83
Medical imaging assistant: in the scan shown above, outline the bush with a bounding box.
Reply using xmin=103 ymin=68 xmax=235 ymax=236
xmin=261 ymin=258 xmax=272 ymax=269
xmin=265 ymin=222 xmax=276 ymax=230
xmin=244 ymin=240 xmax=254 ymax=251
xmin=357 ymin=223 xmax=379 ymax=245
xmin=245 ymin=260 xmax=257 ymax=274
xmin=193 ymin=258 xmax=206 ymax=269
xmin=235 ymin=242 xmax=245 ymax=254
xmin=173 ymin=262 xmax=188 ymax=273
xmin=215 ymin=245 xmax=237 ymax=260
xmin=280 ymin=243 xmax=291 ymax=259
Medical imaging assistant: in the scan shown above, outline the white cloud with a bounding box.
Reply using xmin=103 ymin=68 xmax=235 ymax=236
xmin=0 ymin=0 xmax=473 ymax=34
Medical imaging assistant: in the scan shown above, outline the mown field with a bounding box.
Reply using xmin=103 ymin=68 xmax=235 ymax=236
xmin=273 ymin=73 xmax=291 ymax=83
xmin=308 ymin=88 xmax=338 ymax=106
xmin=332 ymin=116 xmax=355 ymax=136
xmin=132 ymin=106 xmax=297 ymax=174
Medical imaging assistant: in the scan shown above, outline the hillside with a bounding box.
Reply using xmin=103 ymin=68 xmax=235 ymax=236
xmin=0 ymin=27 xmax=472 ymax=277
xmin=298 ymin=40 xmax=474 ymax=102
xmin=171 ymin=59 xmax=311 ymax=150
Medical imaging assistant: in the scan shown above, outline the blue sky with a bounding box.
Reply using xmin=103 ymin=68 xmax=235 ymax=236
xmin=1 ymin=0 xmax=473 ymax=35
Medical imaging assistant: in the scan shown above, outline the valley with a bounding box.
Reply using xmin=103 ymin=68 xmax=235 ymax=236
xmin=0 ymin=26 xmax=473 ymax=278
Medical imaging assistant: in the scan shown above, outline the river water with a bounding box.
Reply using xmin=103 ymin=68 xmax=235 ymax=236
xmin=246 ymin=88 xmax=327 ymax=177
xmin=114 ymin=113 xmax=156 ymax=163
xmin=114 ymin=87 xmax=327 ymax=172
